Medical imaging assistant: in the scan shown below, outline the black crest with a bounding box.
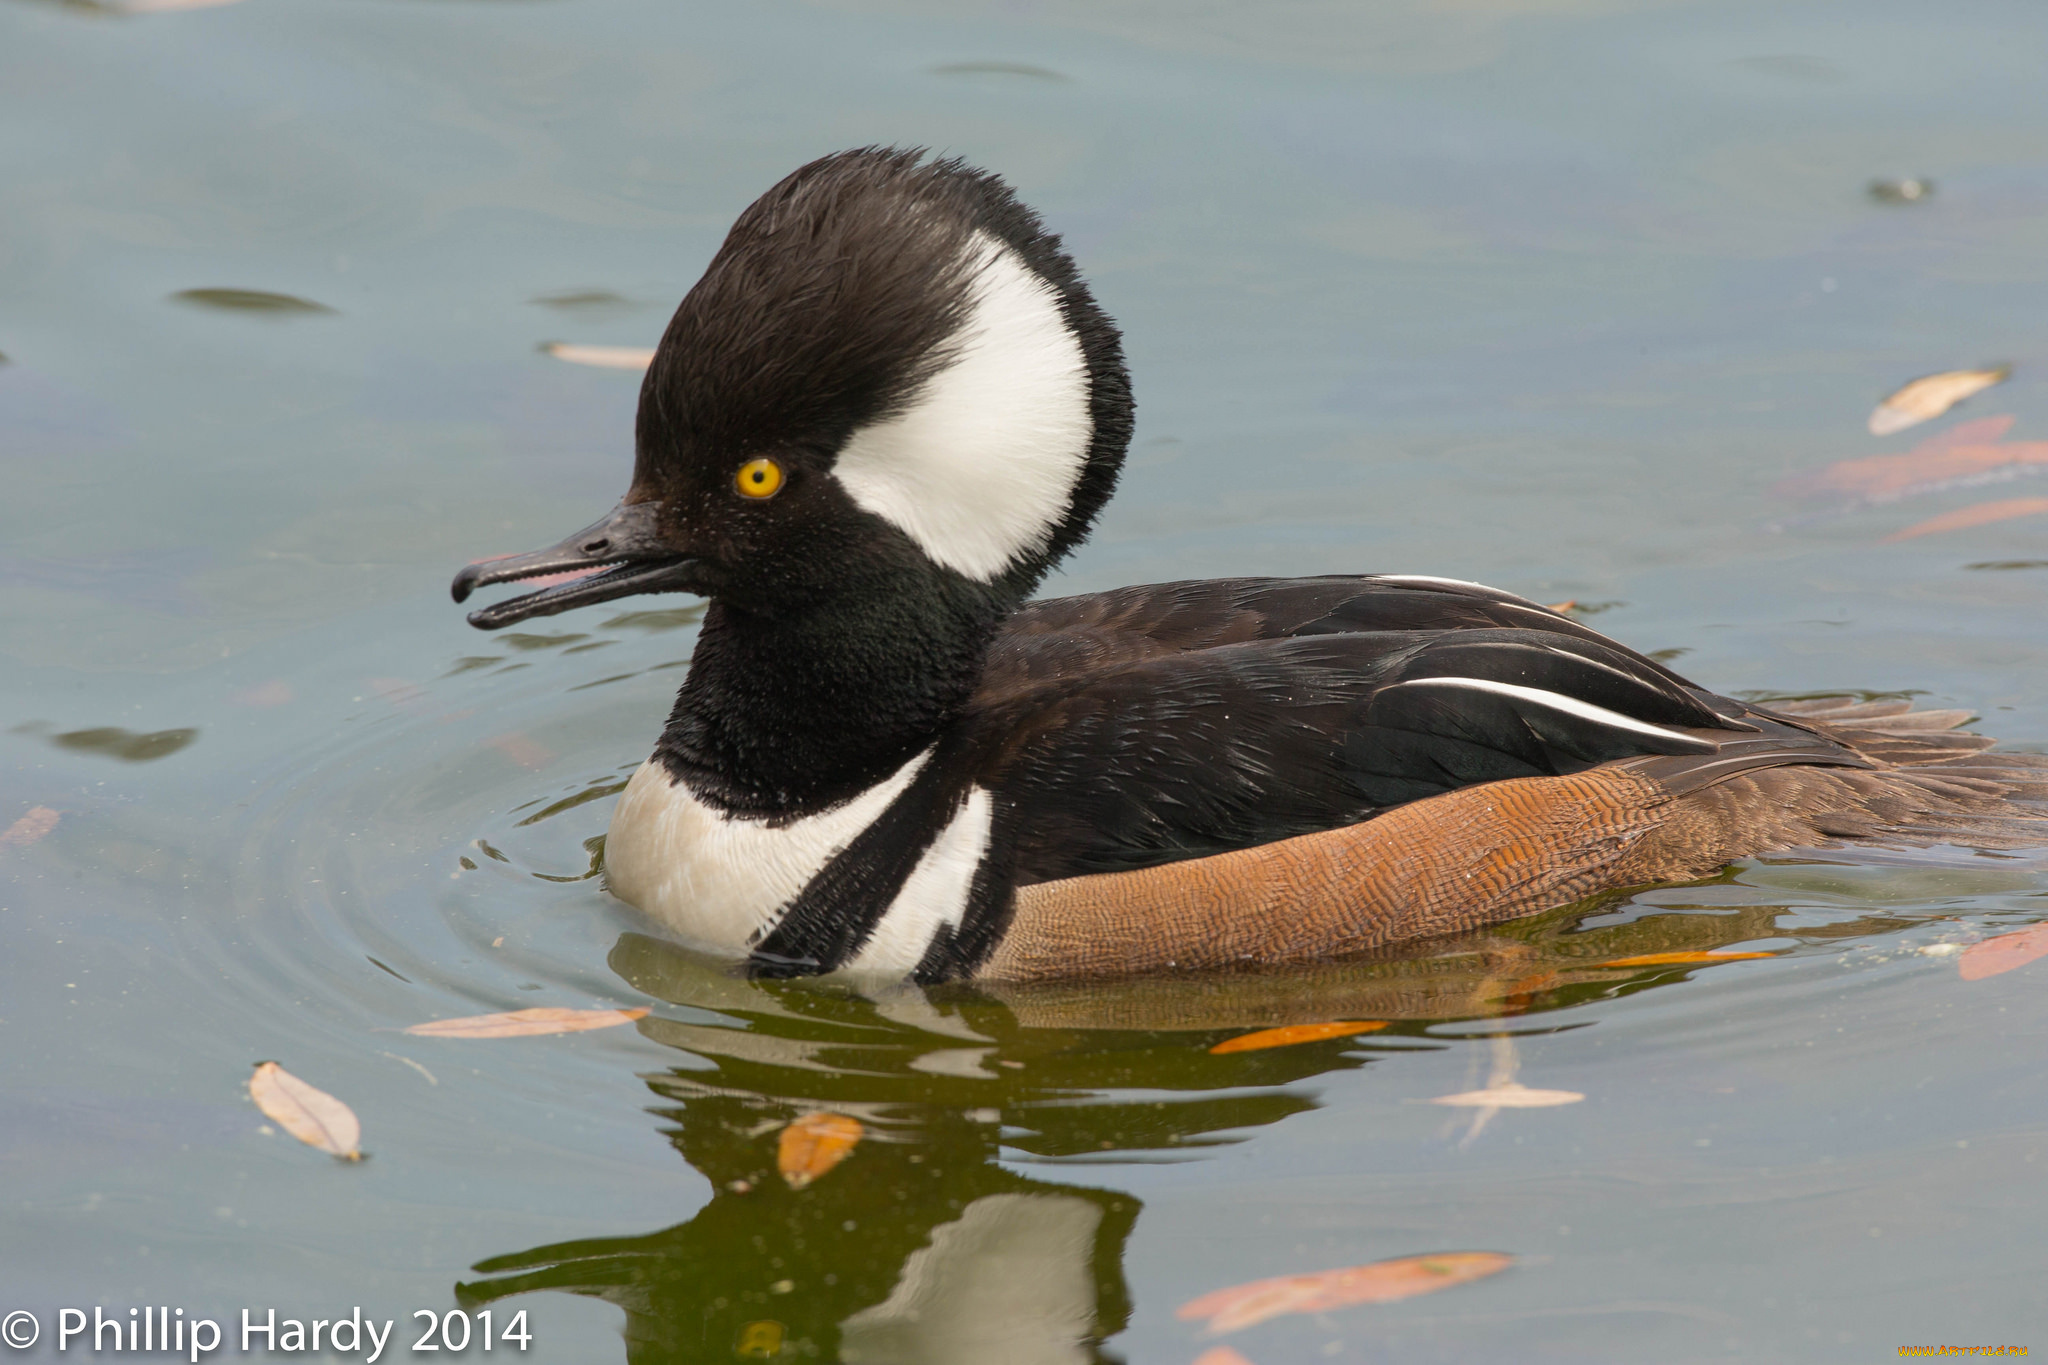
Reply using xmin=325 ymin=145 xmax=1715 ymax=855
xmin=634 ymin=146 xmax=1132 ymax=594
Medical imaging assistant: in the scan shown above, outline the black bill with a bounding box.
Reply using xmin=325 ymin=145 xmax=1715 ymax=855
xmin=451 ymin=502 xmax=701 ymax=629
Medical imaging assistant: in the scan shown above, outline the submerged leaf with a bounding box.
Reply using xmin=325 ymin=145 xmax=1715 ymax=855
xmin=1959 ymin=924 xmax=2048 ymax=981
xmin=249 ymin=1062 xmax=361 ymax=1160
xmin=1428 ymin=1083 xmax=1583 ymax=1108
xmin=0 ymin=807 xmax=59 ymax=850
xmin=405 ymin=1006 xmax=649 ymax=1039
xmin=1191 ymin=1348 xmax=1260 ymax=1365
xmin=1178 ymin=1252 xmax=1513 ymax=1332
xmin=1594 ymin=950 xmax=1778 ymax=967
xmin=488 ymin=734 xmax=553 ymax=769
xmin=1869 ymin=367 xmax=2010 ymax=436
xmin=1209 ymin=1021 xmax=1388 ymax=1054
xmin=541 ymin=342 xmax=655 ymax=370
xmin=777 ymin=1112 xmax=863 ymax=1190
xmin=1780 ymin=415 xmax=2048 ymax=504
xmin=1884 ymin=497 xmax=2048 ymax=542
xmin=118 ymin=0 xmax=249 ymax=11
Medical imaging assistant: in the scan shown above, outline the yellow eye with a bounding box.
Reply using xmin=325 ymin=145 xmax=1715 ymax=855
xmin=735 ymin=458 xmax=785 ymax=499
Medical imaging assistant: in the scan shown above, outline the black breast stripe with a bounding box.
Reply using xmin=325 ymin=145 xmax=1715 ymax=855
xmin=910 ymin=808 xmax=1019 ymax=984
xmin=746 ymin=746 xmax=977 ymax=977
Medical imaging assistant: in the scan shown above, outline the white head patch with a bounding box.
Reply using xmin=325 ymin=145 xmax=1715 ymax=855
xmin=831 ymin=235 xmax=1093 ymax=581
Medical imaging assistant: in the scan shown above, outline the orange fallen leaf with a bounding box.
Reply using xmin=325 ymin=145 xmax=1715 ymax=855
xmin=1959 ymin=924 xmax=2048 ymax=981
xmin=0 ymin=807 xmax=59 ymax=850
xmin=1178 ymin=1252 xmax=1513 ymax=1333
xmin=541 ymin=342 xmax=656 ymax=370
xmin=1869 ymin=366 xmax=2010 ymax=436
xmin=1884 ymin=496 xmax=2048 ymax=542
xmin=1594 ymin=950 xmax=1778 ymax=967
xmin=1545 ymin=599 xmax=1577 ymax=613
xmin=249 ymin=1062 xmax=362 ymax=1160
xmin=1210 ymin=1021 xmax=1388 ymax=1054
xmin=777 ymin=1112 xmax=863 ymax=1190
xmin=1428 ymin=1083 xmax=1583 ymax=1108
xmin=1192 ymin=1348 xmax=1260 ymax=1365
xmin=404 ymin=1006 xmax=649 ymax=1038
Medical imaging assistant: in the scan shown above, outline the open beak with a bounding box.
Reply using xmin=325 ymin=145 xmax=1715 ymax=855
xmin=451 ymin=502 xmax=702 ymax=630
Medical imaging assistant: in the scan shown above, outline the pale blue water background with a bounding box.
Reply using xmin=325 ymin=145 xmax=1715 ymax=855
xmin=5 ymin=1 xmax=2048 ymax=1361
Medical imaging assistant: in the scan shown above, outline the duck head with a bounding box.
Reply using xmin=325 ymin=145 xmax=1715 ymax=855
xmin=452 ymin=147 xmax=1133 ymax=630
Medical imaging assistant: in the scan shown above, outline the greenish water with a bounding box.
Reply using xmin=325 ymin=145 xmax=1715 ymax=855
xmin=5 ymin=1 xmax=2048 ymax=1361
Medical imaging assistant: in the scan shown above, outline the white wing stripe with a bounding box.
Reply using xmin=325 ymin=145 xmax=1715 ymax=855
xmin=1386 ymin=676 xmax=1705 ymax=746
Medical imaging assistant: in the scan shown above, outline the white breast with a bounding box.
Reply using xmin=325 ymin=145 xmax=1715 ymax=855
xmin=603 ymin=750 xmax=931 ymax=958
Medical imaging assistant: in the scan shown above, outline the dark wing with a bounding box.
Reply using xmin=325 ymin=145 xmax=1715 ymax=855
xmin=973 ymin=577 xmax=1847 ymax=883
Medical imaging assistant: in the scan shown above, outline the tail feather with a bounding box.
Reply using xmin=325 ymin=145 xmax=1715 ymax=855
xmin=1633 ymin=701 xmax=2048 ymax=864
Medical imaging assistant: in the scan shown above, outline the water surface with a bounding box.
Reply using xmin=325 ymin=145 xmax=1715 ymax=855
xmin=5 ymin=0 xmax=2048 ymax=1360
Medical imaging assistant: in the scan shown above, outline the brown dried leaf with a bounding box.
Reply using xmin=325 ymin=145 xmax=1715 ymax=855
xmin=1192 ymin=1348 xmax=1260 ymax=1365
xmin=1428 ymin=1083 xmax=1583 ymax=1108
xmin=1959 ymin=924 xmax=2048 ymax=981
xmin=0 ymin=807 xmax=59 ymax=850
xmin=1210 ymin=1021 xmax=1387 ymax=1055
xmin=249 ymin=1062 xmax=361 ymax=1160
xmin=1869 ymin=367 xmax=2010 ymax=436
xmin=1595 ymin=950 xmax=1778 ymax=968
xmin=405 ymin=1006 xmax=649 ymax=1039
xmin=542 ymin=342 xmax=656 ymax=371
xmin=1178 ymin=1252 xmax=1513 ymax=1333
xmin=1885 ymin=496 xmax=2048 ymax=542
xmin=777 ymin=1112 xmax=863 ymax=1190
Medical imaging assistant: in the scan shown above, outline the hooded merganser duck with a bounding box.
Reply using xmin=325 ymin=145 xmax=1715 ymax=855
xmin=453 ymin=148 xmax=2048 ymax=985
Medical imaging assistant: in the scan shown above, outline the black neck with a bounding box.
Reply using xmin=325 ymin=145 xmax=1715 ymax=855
xmin=654 ymin=579 xmax=1009 ymax=818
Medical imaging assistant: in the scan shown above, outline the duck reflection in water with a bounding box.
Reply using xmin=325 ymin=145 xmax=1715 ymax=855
xmin=456 ymin=887 xmax=1927 ymax=1363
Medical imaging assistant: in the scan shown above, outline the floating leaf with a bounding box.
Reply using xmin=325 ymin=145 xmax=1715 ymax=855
xmin=928 ymin=61 xmax=1070 ymax=82
xmin=1869 ymin=177 xmax=1934 ymax=205
xmin=1884 ymin=497 xmax=2048 ymax=542
xmin=1210 ymin=1021 xmax=1387 ymax=1054
xmin=49 ymin=726 xmax=197 ymax=762
xmin=1177 ymin=1252 xmax=1513 ymax=1333
xmin=777 ymin=1112 xmax=863 ymax=1190
xmin=1959 ymin=924 xmax=2048 ymax=981
xmin=1594 ymin=950 xmax=1779 ymax=968
xmin=530 ymin=289 xmax=639 ymax=312
xmin=1428 ymin=1083 xmax=1583 ymax=1108
xmin=1869 ymin=367 xmax=2010 ymax=436
xmin=541 ymin=342 xmax=655 ymax=370
xmin=249 ymin=1062 xmax=361 ymax=1160
xmin=404 ymin=1006 xmax=649 ymax=1039
xmin=171 ymin=287 xmax=334 ymax=315
xmin=0 ymin=807 xmax=59 ymax=850
xmin=1191 ymin=1348 xmax=1260 ymax=1365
